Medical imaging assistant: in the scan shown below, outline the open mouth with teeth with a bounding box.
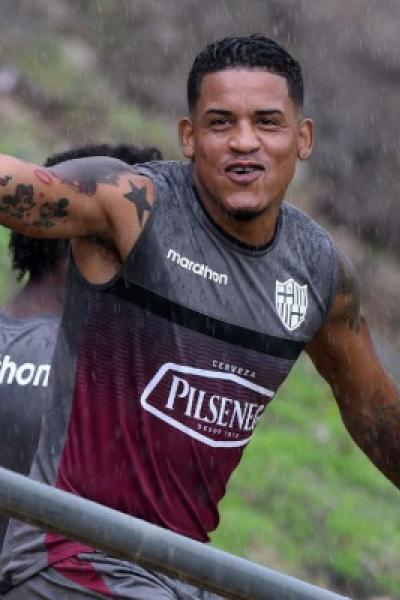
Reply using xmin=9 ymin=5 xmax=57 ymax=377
xmin=230 ymin=166 xmax=260 ymax=174
xmin=225 ymin=163 xmax=264 ymax=183
xmin=227 ymin=164 xmax=264 ymax=173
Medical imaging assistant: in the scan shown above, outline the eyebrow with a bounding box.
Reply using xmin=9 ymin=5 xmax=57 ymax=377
xmin=204 ymin=108 xmax=284 ymax=116
xmin=255 ymin=109 xmax=284 ymax=116
xmin=205 ymin=109 xmax=231 ymax=116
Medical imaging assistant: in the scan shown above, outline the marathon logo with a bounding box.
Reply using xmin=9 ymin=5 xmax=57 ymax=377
xmin=166 ymin=249 xmax=228 ymax=286
xmin=0 ymin=354 xmax=51 ymax=387
xmin=141 ymin=363 xmax=273 ymax=448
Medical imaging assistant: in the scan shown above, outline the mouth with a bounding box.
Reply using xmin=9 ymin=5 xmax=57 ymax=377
xmin=224 ymin=162 xmax=265 ymax=185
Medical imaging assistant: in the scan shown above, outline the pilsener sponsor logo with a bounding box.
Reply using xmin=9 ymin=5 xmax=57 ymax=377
xmin=166 ymin=249 xmax=228 ymax=286
xmin=0 ymin=354 xmax=51 ymax=387
xmin=141 ymin=363 xmax=273 ymax=448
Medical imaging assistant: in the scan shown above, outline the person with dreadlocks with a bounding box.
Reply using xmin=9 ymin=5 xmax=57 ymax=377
xmin=0 ymin=143 xmax=163 ymax=548
xmin=0 ymin=34 xmax=398 ymax=599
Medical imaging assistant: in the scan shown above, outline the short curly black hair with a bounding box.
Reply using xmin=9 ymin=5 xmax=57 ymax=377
xmin=9 ymin=143 xmax=163 ymax=281
xmin=187 ymin=34 xmax=304 ymax=112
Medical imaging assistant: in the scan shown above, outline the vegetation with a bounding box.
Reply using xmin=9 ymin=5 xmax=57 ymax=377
xmin=0 ymin=30 xmax=179 ymax=161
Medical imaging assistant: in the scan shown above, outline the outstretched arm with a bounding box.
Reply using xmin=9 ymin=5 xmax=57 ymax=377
xmin=306 ymin=250 xmax=400 ymax=488
xmin=0 ymin=154 xmax=154 ymax=260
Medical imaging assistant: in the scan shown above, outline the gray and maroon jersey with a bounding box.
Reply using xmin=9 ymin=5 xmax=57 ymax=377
xmin=0 ymin=313 xmax=59 ymax=545
xmin=1 ymin=161 xmax=340 ymax=590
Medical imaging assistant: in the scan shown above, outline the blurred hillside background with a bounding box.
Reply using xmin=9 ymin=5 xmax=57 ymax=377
xmin=0 ymin=1 xmax=399 ymax=598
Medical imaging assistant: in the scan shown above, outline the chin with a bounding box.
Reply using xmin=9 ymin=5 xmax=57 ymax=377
xmin=220 ymin=200 xmax=266 ymax=222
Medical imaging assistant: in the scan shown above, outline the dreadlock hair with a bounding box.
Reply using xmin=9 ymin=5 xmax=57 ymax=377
xmin=9 ymin=143 xmax=163 ymax=281
xmin=187 ymin=34 xmax=304 ymax=112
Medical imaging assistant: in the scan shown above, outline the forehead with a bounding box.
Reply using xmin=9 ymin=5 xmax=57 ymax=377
xmin=196 ymin=68 xmax=293 ymax=114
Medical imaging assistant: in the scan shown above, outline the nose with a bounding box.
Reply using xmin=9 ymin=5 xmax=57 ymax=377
xmin=228 ymin=121 xmax=261 ymax=154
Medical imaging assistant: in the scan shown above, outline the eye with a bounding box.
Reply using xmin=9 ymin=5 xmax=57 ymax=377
xmin=209 ymin=117 xmax=231 ymax=129
xmin=257 ymin=117 xmax=278 ymax=128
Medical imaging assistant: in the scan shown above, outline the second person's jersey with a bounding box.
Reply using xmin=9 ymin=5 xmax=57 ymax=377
xmin=0 ymin=312 xmax=59 ymax=545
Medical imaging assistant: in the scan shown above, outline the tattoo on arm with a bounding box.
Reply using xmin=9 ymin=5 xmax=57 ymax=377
xmin=0 ymin=159 xmax=146 ymax=236
xmin=368 ymin=403 xmax=400 ymax=452
xmin=50 ymin=158 xmax=134 ymax=196
xmin=0 ymin=183 xmax=36 ymax=218
xmin=0 ymin=175 xmax=12 ymax=186
xmin=123 ymin=180 xmax=151 ymax=226
xmin=335 ymin=251 xmax=362 ymax=331
xmin=0 ymin=178 xmax=69 ymax=229
xmin=33 ymin=198 xmax=69 ymax=228
xmin=346 ymin=399 xmax=400 ymax=487
xmin=34 ymin=169 xmax=54 ymax=186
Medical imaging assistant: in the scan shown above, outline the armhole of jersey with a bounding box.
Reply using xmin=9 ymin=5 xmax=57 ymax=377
xmin=68 ymin=173 xmax=162 ymax=291
xmin=323 ymin=235 xmax=341 ymax=323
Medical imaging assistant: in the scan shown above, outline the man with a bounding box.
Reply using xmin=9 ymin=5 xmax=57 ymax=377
xmin=0 ymin=143 xmax=163 ymax=548
xmin=0 ymin=34 xmax=397 ymax=599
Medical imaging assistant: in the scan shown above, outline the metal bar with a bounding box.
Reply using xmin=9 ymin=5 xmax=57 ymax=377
xmin=0 ymin=468 xmax=351 ymax=600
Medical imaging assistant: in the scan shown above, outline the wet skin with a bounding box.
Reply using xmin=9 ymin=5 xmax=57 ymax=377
xmin=179 ymin=69 xmax=313 ymax=247
xmin=0 ymin=68 xmax=399 ymax=490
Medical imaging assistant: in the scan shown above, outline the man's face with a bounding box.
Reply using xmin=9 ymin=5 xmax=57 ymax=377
xmin=179 ymin=69 xmax=313 ymax=223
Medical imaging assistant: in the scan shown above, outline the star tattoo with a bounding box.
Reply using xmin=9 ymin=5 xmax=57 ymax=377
xmin=123 ymin=180 xmax=151 ymax=226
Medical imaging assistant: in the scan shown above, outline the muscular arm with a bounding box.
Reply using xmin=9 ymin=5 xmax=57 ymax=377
xmin=0 ymin=154 xmax=154 ymax=260
xmin=306 ymin=250 xmax=400 ymax=488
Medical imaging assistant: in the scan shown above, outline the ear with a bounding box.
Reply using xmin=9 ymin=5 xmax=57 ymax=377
xmin=179 ymin=117 xmax=195 ymax=160
xmin=297 ymin=118 xmax=314 ymax=161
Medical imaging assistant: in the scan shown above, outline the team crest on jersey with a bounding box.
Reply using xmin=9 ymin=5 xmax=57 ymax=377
xmin=275 ymin=279 xmax=308 ymax=331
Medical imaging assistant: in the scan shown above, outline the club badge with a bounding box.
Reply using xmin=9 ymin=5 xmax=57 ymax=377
xmin=275 ymin=279 xmax=308 ymax=331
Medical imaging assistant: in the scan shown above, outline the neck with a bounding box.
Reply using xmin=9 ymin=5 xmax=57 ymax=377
xmin=193 ymin=172 xmax=281 ymax=248
xmin=3 ymin=269 xmax=66 ymax=319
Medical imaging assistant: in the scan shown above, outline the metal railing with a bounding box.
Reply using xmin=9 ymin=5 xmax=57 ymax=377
xmin=0 ymin=467 xmax=351 ymax=600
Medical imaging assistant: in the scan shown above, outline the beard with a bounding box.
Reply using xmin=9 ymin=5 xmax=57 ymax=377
xmin=223 ymin=205 xmax=266 ymax=221
xmin=192 ymin=173 xmax=269 ymax=223
xmin=214 ymin=189 xmax=269 ymax=222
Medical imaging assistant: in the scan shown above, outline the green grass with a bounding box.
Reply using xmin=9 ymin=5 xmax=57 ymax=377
xmin=0 ymin=30 xmax=180 ymax=160
xmin=212 ymin=356 xmax=400 ymax=597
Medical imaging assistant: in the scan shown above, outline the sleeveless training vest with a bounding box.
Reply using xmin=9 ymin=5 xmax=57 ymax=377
xmin=1 ymin=160 xmax=340 ymax=585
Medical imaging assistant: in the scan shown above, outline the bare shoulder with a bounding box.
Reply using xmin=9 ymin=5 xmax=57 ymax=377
xmin=48 ymin=156 xmax=152 ymax=197
xmin=50 ymin=156 xmax=155 ymax=228
xmin=305 ymin=247 xmax=364 ymax=370
xmin=70 ymin=160 xmax=156 ymax=279
xmin=328 ymin=248 xmax=362 ymax=331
